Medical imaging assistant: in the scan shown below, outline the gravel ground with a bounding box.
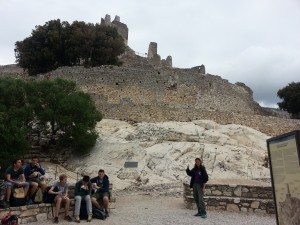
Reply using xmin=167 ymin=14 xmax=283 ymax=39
xmin=24 ymin=193 xmax=276 ymax=225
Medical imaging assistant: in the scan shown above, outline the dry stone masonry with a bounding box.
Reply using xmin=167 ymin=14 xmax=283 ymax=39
xmin=183 ymin=182 xmax=275 ymax=214
xmin=1 ymin=64 xmax=300 ymax=136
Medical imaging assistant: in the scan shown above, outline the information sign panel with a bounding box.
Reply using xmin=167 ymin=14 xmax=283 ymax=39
xmin=267 ymin=130 xmax=300 ymax=225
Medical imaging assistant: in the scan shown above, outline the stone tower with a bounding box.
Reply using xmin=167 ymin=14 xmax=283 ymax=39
xmin=101 ymin=14 xmax=129 ymax=45
xmin=148 ymin=42 xmax=157 ymax=59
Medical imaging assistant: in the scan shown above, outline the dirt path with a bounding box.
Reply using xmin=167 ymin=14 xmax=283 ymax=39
xmin=24 ymin=193 xmax=276 ymax=225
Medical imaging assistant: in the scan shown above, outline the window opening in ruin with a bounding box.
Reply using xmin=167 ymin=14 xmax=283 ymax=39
xmin=209 ymin=83 xmax=212 ymax=87
xmin=116 ymin=83 xmax=119 ymax=85
xmin=158 ymin=71 xmax=160 ymax=74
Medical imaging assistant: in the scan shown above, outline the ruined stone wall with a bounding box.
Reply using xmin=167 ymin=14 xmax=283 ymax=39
xmin=1 ymin=65 xmax=300 ymax=136
xmin=44 ymin=66 xmax=262 ymax=112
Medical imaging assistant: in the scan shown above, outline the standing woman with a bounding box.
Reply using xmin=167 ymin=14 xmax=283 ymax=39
xmin=186 ymin=158 xmax=209 ymax=218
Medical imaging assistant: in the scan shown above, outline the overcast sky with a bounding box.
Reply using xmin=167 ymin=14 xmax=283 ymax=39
xmin=0 ymin=0 xmax=299 ymax=108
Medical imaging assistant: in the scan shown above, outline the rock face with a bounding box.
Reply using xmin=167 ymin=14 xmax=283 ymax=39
xmin=66 ymin=119 xmax=271 ymax=191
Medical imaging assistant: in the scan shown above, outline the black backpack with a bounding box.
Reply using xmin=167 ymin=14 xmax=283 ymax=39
xmin=10 ymin=188 xmax=26 ymax=207
xmin=43 ymin=186 xmax=58 ymax=204
xmin=92 ymin=208 xmax=106 ymax=220
xmin=79 ymin=201 xmax=88 ymax=220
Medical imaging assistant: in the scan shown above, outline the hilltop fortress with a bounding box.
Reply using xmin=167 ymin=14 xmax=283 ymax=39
xmin=0 ymin=14 xmax=299 ymax=136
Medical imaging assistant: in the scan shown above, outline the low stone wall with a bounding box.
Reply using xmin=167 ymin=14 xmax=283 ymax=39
xmin=0 ymin=202 xmax=74 ymax=224
xmin=0 ymin=184 xmax=114 ymax=224
xmin=183 ymin=182 xmax=275 ymax=214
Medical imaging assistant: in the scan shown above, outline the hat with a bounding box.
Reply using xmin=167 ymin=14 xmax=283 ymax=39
xmin=83 ymin=175 xmax=90 ymax=182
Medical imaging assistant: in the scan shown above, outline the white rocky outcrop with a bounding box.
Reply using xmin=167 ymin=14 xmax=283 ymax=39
xmin=63 ymin=119 xmax=270 ymax=190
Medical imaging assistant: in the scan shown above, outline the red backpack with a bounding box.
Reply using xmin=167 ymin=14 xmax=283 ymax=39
xmin=1 ymin=213 xmax=18 ymax=225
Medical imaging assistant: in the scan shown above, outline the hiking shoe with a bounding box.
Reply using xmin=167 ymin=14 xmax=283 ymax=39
xmin=64 ymin=215 xmax=72 ymax=222
xmin=194 ymin=212 xmax=202 ymax=216
xmin=53 ymin=217 xmax=59 ymax=224
xmin=87 ymin=215 xmax=92 ymax=222
xmin=74 ymin=216 xmax=80 ymax=223
xmin=105 ymin=210 xmax=109 ymax=217
xmin=201 ymin=213 xmax=207 ymax=219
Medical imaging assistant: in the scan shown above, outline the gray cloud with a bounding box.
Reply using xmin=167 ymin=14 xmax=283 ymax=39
xmin=0 ymin=0 xmax=299 ymax=107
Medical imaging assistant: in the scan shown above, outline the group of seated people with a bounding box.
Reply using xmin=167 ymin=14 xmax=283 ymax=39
xmin=0 ymin=156 xmax=110 ymax=223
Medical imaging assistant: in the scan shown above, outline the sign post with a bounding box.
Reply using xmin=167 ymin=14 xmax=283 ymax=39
xmin=267 ymin=130 xmax=300 ymax=225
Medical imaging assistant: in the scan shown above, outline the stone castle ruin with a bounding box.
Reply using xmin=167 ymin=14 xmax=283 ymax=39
xmin=100 ymin=14 xmax=172 ymax=69
xmin=101 ymin=14 xmax=129 ymax=45
xmin=0 ymin=14 xmax=300 ymax=136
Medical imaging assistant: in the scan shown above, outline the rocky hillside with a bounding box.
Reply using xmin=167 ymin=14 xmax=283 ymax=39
xmin=63 ymin=119 xmax=271 ymax=191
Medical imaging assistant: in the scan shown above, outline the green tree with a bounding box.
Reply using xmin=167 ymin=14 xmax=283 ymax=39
xmin=277 ymin=82 xmax=300 ymax=119
xmin=0 ymin=78 xmax=31 ymax=172
xmin=90 ymin=24 xmax=125 ymax=66
xmin=26 ymin=78 xmax=102 ymax=153
xmin=0 ymin=77 xmax=102 ymax=172
xmin=64 ymin=21 xmax=95 ymax=66
xmin=15 ymin=20 xmax=125 ymax=75
xmin=15 ymin=19 xmax=67 ymax=75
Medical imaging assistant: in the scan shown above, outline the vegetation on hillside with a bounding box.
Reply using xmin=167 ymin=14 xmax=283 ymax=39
xmin=277 ymin=82 xmax=300 ymax=119
xmin=0 ymin=77 xmax=102 ymax=172
xmin=14 ymin=19 xmax=125 ymax=75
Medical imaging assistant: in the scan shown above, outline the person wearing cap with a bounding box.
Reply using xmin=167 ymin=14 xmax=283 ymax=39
xmin=74 ymin=175 xmax=93 ymax=223
xmin=186 ymin=158 xmax=209 ymax=219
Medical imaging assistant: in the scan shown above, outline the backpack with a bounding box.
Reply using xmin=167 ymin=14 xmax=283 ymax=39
xmin=10 ymin=188 xmax=26 ymax=207
xmin=79 ymin=201 xmax=88 ymax=220
xmin=43 ymin=186 xmax=58 ymax=204
xmin=1 ymin=214 xmax=18 ymax=225
xmin=92 ymin=208 xmax=106 ymax=220
xmin=33 ymin=187 xmax=43 ymax=203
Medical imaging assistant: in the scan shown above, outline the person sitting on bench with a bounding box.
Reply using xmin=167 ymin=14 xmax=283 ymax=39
xmin=5 ymin=159 xmax=29 ymax=207
xmin=74 ymin=175 xmax=93 ymax=223
xmin=24 ymin=156 xmax=46 ymax=204
xmin=90 ymin=169 xmax=110 ymax=217
xmin=48 ymin=174 xmax=72 ymax=224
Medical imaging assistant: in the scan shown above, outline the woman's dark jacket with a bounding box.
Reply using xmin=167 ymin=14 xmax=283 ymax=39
xmin=186 ymin=166 xmax=208 ymax=188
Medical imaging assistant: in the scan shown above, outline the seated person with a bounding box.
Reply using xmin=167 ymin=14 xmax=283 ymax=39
xmin=90 ymin=169 xmax=110 ymax=216
xmin=48 ymin=174 xmax=72 ymax=224
xmin=24 ymin=156 xmax=46 ymax=203
xmin=74 ymin=175 xmax=93 ymax=223
xmin=5 ymin=159 xmax=29 ymax=206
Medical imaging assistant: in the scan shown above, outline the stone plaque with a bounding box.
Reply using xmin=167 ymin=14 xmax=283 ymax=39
xmin=124 ymin=162 xmax=138 ymax=168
